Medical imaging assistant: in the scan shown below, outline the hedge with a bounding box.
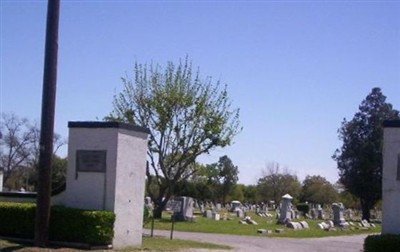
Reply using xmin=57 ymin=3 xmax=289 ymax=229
xmin=364 ymin=234 xmax=400 ymax=252
xmin=0 ymin=202 xmax=115 ymax=245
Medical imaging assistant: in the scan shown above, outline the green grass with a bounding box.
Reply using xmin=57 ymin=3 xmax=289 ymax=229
xmin=0 ymin=237 xmax=230 ymax=251
xmin=145 ymin=210 xmax=381 ymax=238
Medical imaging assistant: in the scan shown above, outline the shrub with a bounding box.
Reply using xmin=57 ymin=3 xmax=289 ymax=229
xmin=296 ymin=203 xmax=310 ymax=214
xmin=49 ymin=205 xmax=115 ymax=245
xmin=0 ymin=203 xmax=115 ymax=245
xmin=364 ymin=234 xmax=400 ymax=252
xmin=0 ymin=202 xmax=36 ymax=238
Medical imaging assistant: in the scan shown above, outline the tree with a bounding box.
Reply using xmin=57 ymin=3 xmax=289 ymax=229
xmin=0 ymin=113 xmax=37 ymax=189
xmin=242 ymin=184 xmax=260 ymax=203
xmin=0 ymin=112 xmax=66 ymax=191
xmin=301 ymin=175 xmax=338 ymax=205
xmin=106 ymin=57 xmax=241 ymax=218
xmin=333 ymin=87 xmax=399 ymax=221
xmin=227 ymin=184 xmax=244 ymax=202
xmin=257 ymin=162 xmax=301 ymax=204
xmin=207 ymin=155 xmax=239 ymax=203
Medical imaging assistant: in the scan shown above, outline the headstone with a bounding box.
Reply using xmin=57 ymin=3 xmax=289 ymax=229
xmin=211 ymin=202 xmax=216 ymax=212
xmin=206 ymin=209 xmax=213 ymax=219
xmin=244 ymin=216 xmax=258 ymax=225
xmin=145 ymin=196 xmax=151 ymax=205
xmin=212 ymin=213 xmax=220 ymax=221
xmin=361 ymin=219 xmax=371 ymax=228
xmin=257 ymin=229 xmax=267 ymax=234
xmin=346 ymin=209 xmax=353 ymax=220
xmin=236 ymin=209 xmax=244 ymax=219
xmin=332 ymin=203 xmax=346 ymax=226
xmin=200 ymin=204 xmax=205 ymax=214
xmin=317 ymin=209 xmax=324 ymax=220
xmin=300 ymin=221 xmax=309 ymax=229
xmin=382 ymin=120 xmax=400 ymax=234
xmin=216 ymin=203 xmax=221 ymax=211
xmin=310 ymin=208 xmax=317 ymax=219
xmin=287 ymin=222 xmax=302 ymax=229
xmin=174 ymin=196 xmax=194 ymax=221
xmin=230 ymin=201 xmax=241 ymax=212
xmin=278 ymin=194 xmax=293 ymax=224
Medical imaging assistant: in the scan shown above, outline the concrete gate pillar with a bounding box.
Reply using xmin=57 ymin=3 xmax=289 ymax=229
xmin=63 ymin=121 xmax=149 ymax=248
xmin=382 ymin=120 xmax=400 ymax=234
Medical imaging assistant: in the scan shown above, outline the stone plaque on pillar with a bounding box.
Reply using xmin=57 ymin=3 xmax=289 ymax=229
xmin=76 ymin=150 xmax=107 ymax=172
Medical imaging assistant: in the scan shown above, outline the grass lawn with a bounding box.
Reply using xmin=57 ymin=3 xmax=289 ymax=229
xmin=0 ymin=237 xmax=231 ymax=251
xmin=144 ymin=210 xmax=381 ymax=238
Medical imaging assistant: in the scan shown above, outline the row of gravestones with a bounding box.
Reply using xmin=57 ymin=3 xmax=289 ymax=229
xmin=145 ymin=194 xmax=352 ymax=228
xmin=277 ymin=194 xmax=349 ymax=227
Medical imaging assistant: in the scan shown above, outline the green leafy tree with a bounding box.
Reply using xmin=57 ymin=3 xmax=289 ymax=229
xmin=257 ymin=162 xmax=301 ymax=204
xmin=227 ymin=184 xmax=244 ymax=202
xmin=301 ymin=175 xmax=338 ymax=205
xmin=207 ymin=155 xmax=239 ymax=203
xmin=242 ymin=184 xmax=260 ymax=203
xmin=333 ymin=87 xmax=399 ymax=220
xmin=106 ymin=58 xmax=241 ymax=218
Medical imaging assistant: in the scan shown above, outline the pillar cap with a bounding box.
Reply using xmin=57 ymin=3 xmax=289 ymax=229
xmin=383 ymin=120 xmax=400 ymax=128
xmin=68 ymin=121 xmax=150 ymax=134
xmin=282 ymin=194 xmax=293 ymax=199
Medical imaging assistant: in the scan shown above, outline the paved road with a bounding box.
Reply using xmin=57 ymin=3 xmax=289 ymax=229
xmin=144 ymin=229 xmax=368 ymax=252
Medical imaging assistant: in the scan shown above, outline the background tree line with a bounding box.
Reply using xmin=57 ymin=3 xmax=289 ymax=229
xmin=146 ymin=159 xmax=357 ymax=208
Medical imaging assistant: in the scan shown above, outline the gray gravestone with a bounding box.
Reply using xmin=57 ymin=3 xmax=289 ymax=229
xmin=332 ymin=203 xmax=346 ymax=226
xmin=317 ymin=209 xmax=324 ymax=220
xmin=230 ymin=201 xmax=241 ymax=212
xmin=236 ymin=209 xmax=244 ymax=219
xmin=175 ymin=196 xmax=194 ymax=221
xmin=206 ymin=209 xmax=213 ymax=219
xmin=278 ymin=194 xmax=293 ymax=224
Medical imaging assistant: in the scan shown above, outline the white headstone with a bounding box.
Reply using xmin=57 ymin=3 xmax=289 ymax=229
xmin=212 ymin=213 xmax=220 ymax=221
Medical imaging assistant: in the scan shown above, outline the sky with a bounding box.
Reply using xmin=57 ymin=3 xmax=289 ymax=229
xmin=1 ymin=0 xmax=399 ymax=185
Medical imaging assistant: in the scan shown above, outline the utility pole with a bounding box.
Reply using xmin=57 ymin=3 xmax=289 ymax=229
xmin=35 ymin=0 xmax=60 ymax=247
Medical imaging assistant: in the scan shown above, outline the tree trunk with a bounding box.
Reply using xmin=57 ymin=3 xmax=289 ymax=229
xmin=153 ymin=196 xmax=169 ymax=219
xmin=153 ymin=205 xmax=163 ymax=219
xmin=360 ymin=200 xmax=371 ymax=221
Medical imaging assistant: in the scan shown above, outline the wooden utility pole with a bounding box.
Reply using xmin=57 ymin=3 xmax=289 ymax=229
xmin=35 ymin=0 xmax=60 ymax=247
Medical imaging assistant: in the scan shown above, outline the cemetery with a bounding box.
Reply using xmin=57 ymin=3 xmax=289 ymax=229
xmin=3 ymin=118 xmax=398 ymax=251
xmin=144 ymin=195 xmax=381 ymax=238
